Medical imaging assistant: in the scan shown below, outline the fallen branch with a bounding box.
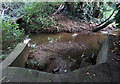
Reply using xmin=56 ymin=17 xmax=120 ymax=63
xmin=10 ymin=15 xmax=25 ymax=24
xmin=53 ymin=4 xmax=64 ymax=15
xmin=96 ymin=10 xmax=115 ymax=27
xmin=92 ymin=19 xmax=114 ymax=32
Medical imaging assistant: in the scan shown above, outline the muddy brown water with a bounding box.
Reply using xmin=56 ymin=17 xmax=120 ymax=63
xmin=27 ymin=33 xmax=108 ymax=74
xmin=30 ymin=32 xmax=107 ymax=45
xmin=30 ymin=32 xmax=107 ymax=58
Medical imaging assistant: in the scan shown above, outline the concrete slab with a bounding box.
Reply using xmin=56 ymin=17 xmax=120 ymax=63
xmin=2 ymin=62 xmax=120 ymax=82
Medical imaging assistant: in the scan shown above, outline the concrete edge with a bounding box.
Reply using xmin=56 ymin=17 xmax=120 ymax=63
xmin=1 ymin=43 xmax=28 ymax=69
xmin=96 ymin=35 xmax=109 ymax=64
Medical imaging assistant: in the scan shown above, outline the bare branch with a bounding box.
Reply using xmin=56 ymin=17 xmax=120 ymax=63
xmin=92 ymin=19 xmax=114 ymax=32
xmin=53 ymin=4 xmax=64 ymax=15
xmin=96 ymin=10 xmax=115 ymax=27
xmin=4 ymin=7 xmax=9 ymax=11
xmin=1 ymin=10 xmax=4 ymax=18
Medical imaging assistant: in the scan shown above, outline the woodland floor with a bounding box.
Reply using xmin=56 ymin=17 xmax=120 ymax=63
xmin=108 ymin=35 xmax=120 ymax=63
xmin=41 ymin=13 xmax=116 ymax=34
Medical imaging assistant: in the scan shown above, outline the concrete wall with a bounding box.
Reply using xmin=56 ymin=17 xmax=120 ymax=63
xmin=2 ymin=43 xmax=29 ymax=69
xmin=96 ymin=36 xmax=109 ymax=64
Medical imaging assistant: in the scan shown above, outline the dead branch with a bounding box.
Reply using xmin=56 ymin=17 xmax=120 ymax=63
xmin=1 ymin=3 xmax=9 ymax=18
xmin=1 ymin=7 xmax=9 ymax=18
xmin=92 ymin=19 xmax=114 ymax=32
xmin=92 ymin=7 xmax=116 ymax=32
xmin=53 ymin=4 xmax=64 ymax=15
xmin=4 ymin=7 xmax=9 ymax=11
xmin=96 ymin=10 xmax=115 ymax=27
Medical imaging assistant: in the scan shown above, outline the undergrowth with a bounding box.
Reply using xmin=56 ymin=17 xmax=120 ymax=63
xmin=22 ymin=2 xmax=62 ymax=33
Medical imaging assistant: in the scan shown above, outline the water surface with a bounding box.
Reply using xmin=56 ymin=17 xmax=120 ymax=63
xmin=30 ymin=32 xmax=108 ymax=58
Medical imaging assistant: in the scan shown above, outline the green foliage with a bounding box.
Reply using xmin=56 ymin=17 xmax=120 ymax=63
xmin=99 ymin=2 xmax=116 ymax=22
xmin=3 ymin=2 xmax=25 ymax=18
xmin=2 ymin=17 xmax=25 ymax=53
xmin=82 ymin=2 xmax=95 ymax=22
xmin=0 ymin=54 xmax=8 ymax=60
xmin=22 ymin=2 xmax=61 ymax=32
xmin=26 ymin=59 xmax=46 ymax=69
xmin=31 ymin=46 xmax=35 ymax=51
xmin=48 ymin=79 xmax=52 ymax=82
xmin=115 ymin=3 xmax=120 ymax=29
xmin=64 ymin=2 xmax=116 ymax=23
xmin=82 ymin=2 xmax=116 ymax=23
xmin=51 ymin=52 xmax=55 ymax=56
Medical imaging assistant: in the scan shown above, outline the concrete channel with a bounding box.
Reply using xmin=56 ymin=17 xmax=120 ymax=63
xmin=0 ymin=35 xmax=120 ymax=82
